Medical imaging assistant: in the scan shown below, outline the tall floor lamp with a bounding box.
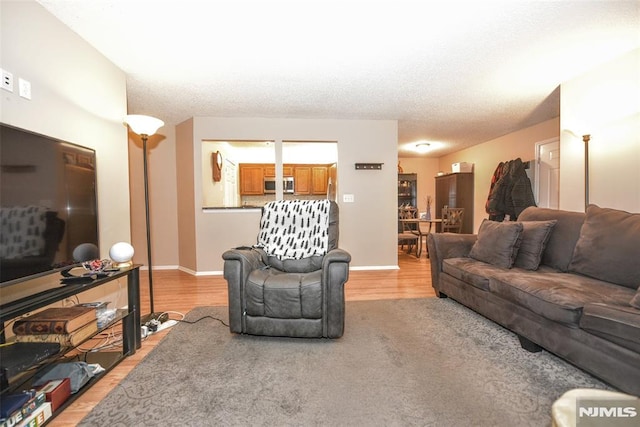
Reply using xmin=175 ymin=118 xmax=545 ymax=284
xmin=583 ymin=134 xmax=591 ymax=211
xmin=124 ymin=114 xmax=164 ymax=322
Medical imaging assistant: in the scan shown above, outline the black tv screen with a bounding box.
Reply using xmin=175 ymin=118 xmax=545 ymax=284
xmin=0 ymin=123 xmax=99 ymax=286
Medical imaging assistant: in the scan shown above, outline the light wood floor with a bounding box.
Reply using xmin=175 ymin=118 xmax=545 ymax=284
xmin=49 ymin=249 xmax=434 ymax=426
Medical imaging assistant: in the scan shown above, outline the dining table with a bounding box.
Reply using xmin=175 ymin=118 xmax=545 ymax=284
xmin=399 ymin=218 xmax=442 ymax=258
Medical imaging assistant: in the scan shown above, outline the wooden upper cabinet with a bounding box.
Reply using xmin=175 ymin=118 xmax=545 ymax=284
xmin=240 ymin=163 xmax=331 ymax=196
xmin=311 ymin=166 xmax=328 ymax=194
xmin=294 ymin=166 xmax=312 ymax=195
xmin=265 ymin=165 xmax=294 ymax=177
xmin=294 ymin=165 xmax=330 ymax=195
xmin=239 ymin=164 xmax=264 ymax=195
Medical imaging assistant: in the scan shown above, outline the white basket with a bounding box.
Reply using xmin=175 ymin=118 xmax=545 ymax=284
xmin=452 ymin=162 xmax=473 ymax=173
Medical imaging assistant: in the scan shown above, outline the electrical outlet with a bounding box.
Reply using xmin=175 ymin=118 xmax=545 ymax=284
xmin=18 ymin=78 xmax=31 ymax=99
xmin=1 ymin=69 xmax=14 ymax=92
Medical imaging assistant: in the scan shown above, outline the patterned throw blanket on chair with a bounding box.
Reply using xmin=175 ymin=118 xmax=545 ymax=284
xmin=256 ymin=200 xmax=331 ymax=260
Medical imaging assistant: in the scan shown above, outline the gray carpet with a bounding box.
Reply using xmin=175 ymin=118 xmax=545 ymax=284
xmin=80 ymin=298 xmax=611 ymax=426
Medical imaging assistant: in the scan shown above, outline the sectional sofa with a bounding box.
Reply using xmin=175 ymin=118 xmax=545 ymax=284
xmin=427 ymin=205 xmax=640 ymax=395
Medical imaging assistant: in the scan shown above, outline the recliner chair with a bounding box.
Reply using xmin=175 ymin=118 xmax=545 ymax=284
xmin=222 ymin=200 xmax=351 ymax=338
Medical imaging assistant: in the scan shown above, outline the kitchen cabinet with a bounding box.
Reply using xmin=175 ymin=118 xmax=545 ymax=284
xmin=239 ymin=164 xmax=264 ymax=195
xmin=264 ymin=165 xmax=293 ymax=177
xmin=435 ymin=172 xmax=474 ymax=234
xmin=294 ymin=165 xmax=330 ymax=195
xmin=294 ymin=166 xmax=312 ymax=194
xmin=311 ymin=166 xmax=328 ymax=194
xmin=240 ymin=163 xmax=331 ymax=196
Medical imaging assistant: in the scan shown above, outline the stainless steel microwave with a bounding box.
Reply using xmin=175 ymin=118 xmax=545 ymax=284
xmin=264 ymin=176 xmax=294 ymax=194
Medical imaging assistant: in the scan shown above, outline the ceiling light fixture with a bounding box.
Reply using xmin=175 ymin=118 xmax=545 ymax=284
xmin=415 ymin=142 xmax=431 ymax=153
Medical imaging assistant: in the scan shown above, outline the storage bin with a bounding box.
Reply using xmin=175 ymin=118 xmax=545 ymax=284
xmin=452 ymin=162 xmax=473 ymax=173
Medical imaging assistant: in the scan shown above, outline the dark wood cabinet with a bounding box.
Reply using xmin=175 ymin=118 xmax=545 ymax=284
xmin=398 ymin=173 xmax=417 ymax=208
xmin=398 ymin=173 xmax=418 ymax=233
xmin=435 ymin=172 xmax=474 ymax=234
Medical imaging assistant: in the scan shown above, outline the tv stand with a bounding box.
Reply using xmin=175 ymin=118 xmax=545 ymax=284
xmin=0 ymin=266 xmax=141 ymax=420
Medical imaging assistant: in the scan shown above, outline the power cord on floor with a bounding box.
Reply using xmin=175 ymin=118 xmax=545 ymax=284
xmin=141 ymin=310 xmax=229 ymax=337
xmin=176 ymin=315 xmax=229 ymax=328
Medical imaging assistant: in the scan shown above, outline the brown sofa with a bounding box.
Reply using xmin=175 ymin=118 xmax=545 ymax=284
xmin=427 ymin=205 xmax=640 ymax=395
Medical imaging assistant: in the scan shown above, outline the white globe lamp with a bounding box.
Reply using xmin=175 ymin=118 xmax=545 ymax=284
xmin=109 ymin=242 xmax=135 ymax=269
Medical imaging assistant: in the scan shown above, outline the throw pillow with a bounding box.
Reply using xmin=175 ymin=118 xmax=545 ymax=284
xmin=630 ymin=289 xmax=640 ymax=310
xmin=568 ymin=205 xmax=640 ymax=289
xmin=513 ymin=220 xmax=558 ymax=270
xmin=469 ymin=220 xmax=523 ymax=268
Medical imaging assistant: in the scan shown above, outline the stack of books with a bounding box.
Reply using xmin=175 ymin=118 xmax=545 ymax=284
xmin=0 ymin=389 xmax=51 ymax=427
xmin=12 ymin=306 xmax=98 ymax=348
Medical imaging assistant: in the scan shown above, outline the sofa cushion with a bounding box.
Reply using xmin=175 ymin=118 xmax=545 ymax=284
xmin=442 ymin=258 xmax=506 ymax=291
xmin=580 ymin=303 xmax=640 ymax=353
xmin=513 ymin=220 xmax=557 ymax=270
xmin=568 ymin=205 xmax=640 ymax=290
xmin=517 ymin=207 xmax=585 ymax=272
xmin=489 ymin=271 xmax=636 ymax=326
xmin=631 ymin=289 xmax=640 ymax=309
xmin=469 ymin=220 xmax=523 ymax=268
xmin=245 ymin=269 xmax=322 ymax=319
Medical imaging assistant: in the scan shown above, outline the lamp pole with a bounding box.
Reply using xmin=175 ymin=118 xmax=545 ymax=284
xmin=583 ymin=134 xmax=590 ymax=212
xmin=124 ymin=114 xmax=164 ymax=321
xmin=141 ymin=133 xmax=155 ymax=314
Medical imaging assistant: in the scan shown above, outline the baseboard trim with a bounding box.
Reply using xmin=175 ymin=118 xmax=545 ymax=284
xmin=147 ymin=265 xmax=400 ymax=275
xmin=349 ymin=265 xmax=400 ymax=271
xmin=140 ymin=265 xmax=179 ymax=271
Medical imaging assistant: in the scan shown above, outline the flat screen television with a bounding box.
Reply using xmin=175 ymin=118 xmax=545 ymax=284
xmin=0 ymin=123 xmax=99 ymax=286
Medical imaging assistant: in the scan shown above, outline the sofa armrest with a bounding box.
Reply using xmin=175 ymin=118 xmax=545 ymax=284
xmin=222 ymin=248 xmax=266 ymax=332
xmin=323 ymin=248 xmax=351 ymax=338
xmin=427 ymin=233 xmax=477 ymax=296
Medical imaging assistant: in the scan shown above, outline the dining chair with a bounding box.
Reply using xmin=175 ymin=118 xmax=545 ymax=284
xmin=442 ymin=207 xmax=465 ymax=233
xmin=398 ymin=206 xmax=419 ymax=255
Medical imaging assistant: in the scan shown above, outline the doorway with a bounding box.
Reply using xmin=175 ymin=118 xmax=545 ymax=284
xmin=535 ymin=138 xmax=560 ymax=209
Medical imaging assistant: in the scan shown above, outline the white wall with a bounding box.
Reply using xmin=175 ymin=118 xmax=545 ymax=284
xmin=177 ymin=117 xmax=398 ymax=272
xmin=1 ymin=1 xmax=130 ymax=307
xmin=128 ymin=128 xmax=179 ymax=268
xmin=438 ymin=118 xmax=560 ymax=232
xmin=560 ymin=48 xmax=640 ymax=213
xmin=0 ymin=1 xmax=130 ymax=258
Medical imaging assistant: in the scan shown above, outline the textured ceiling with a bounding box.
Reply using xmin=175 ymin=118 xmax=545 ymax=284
xmin=37 ymin=0 xmax=640 ymax=157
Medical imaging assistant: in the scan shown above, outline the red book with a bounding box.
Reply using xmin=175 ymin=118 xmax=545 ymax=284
xmin=12 ymin=306 xmax=96 ymax=335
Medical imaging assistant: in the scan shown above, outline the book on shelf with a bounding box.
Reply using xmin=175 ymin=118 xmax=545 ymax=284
xmin=14 ymin=320 xmax=99 ymax=347
xmin=0 ymin=389 xmax=46 ymax=427
xmin=15 ymin=401 xmax=51 ymax=427
xmin=36 ymin=378 xmax=71 ymax=413
xmin=12 ymin=306 xmax=96 ymax=335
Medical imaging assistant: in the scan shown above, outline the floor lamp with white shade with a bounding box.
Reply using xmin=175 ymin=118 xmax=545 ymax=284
xmin=124 ymin=114 xmax=164 ymax=324
xmin=583 ymin=134 xmax=590 ymax=211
